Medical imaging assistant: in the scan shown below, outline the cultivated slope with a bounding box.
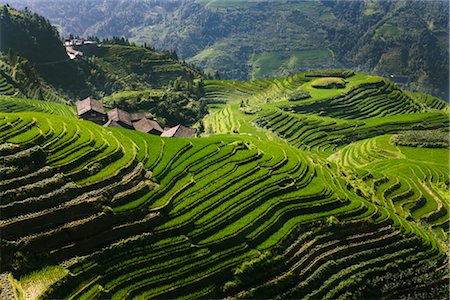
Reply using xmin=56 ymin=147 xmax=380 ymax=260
xmin=0 ymin=70 xmax=448 ymax=299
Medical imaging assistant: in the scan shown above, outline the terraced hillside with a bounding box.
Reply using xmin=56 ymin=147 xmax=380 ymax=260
xmin=89 ymin=45 xmax=204 ymax=89
xmin=203 ymin=71 xmax=448 ymax=155
xmin=0 ymin=96 xmax=75 ymax=117
xmin=0 ymin=70 xmax=448 ymax=299
xmin=0 ymin=59 xmax=68 ymax=104
xmin=330 ymin=135 xmax=449 ymax=236
xmin=1 ymin=4 xmax=209 ymax=109
xmin=0 ymin=74 xmax=17 ymax=96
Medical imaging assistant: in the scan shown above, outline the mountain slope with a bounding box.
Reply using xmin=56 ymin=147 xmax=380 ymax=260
xmin=4 ymin=0 xmax=448 ymax=99
xmin=0 ymin=5 xmax=209 ymax=125
xmin=0 ymin=5 xmax=67 ymax=64
xmin=0 ymin=70 xmax=448 ymax=299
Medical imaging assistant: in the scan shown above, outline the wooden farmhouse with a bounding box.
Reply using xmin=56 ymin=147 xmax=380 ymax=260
xmin=76 ymin=97 xmax=107 ymax=125
xmin=133 ymin=118 xmax=164 ymax=136
xmin=105 ymin=108 xmax=134 ymax=129
xmin=161 ymin=124 xmax=197 ymax=138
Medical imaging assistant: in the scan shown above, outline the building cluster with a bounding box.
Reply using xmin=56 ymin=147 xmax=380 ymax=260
xmin=76 ymin=97 xmax=196 ymax=138
xmin=64 ymin=39 xmax=98 ymax=60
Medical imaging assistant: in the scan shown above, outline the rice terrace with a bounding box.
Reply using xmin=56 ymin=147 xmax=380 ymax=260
xmin=0 ymin=2 xmax=449 ymax=300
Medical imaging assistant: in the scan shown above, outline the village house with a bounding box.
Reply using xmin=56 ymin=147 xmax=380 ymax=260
xmin=133 ymin=118 xmax=164 ymax=136
xmin=75 ymin=97 xmax=107 ymax=125
xmin=105 ymin=108 xmax=134 ymax=129
xmin=161 ymin=124 xmax=197 ymax=138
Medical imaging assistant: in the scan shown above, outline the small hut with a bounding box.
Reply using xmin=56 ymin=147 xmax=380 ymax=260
xmin=75 ymin=97 xmax=107 ymax=125
xmin=105 ymin=108 xmax=134 ymax=129
xmin=161 ymin=125 xmax=197 ymax=138
xmin=133 ymin=118 xmax=164 ymax=136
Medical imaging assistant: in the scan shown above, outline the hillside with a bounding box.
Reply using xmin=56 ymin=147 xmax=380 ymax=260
xmin=0 ymin=70 xmax=448 ymax=299
xmin=4 ymin=0 xmax=448 ymax=100
xmin=0 ymin=5 xmax=67 ymax=64
xmin=35 ymin=42 xmax=206 ymax=100
xmin=0 ymin=5 xmax=208 ymax=125
xmin=0 ymin=55 xmax=69 ymax=104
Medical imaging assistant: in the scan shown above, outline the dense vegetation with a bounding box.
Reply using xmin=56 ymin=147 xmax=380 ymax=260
xmin=7 ymin=0 xmax=448 ymax=100
xmin=103 ymin=88 xmax=207 ymax=127
xmin=0 ymin=54 xmax=68 ymax=103
xmin=0 ymin=5 xmax=67 ymax=64
xmin=391 ymin=130 xmax=449 ymax=149
xmin=0 ymin=68 xmax=448 ymax=299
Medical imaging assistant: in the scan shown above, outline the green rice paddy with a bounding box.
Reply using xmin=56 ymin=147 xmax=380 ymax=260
xmin=0 ymin=70 xmax=448 ymax=299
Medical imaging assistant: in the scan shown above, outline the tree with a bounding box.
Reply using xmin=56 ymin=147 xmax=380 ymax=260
xmin=7 ymin=48 xmax=15 ymax=64
xmin=1 ymin=5 xmax=10 ymax=20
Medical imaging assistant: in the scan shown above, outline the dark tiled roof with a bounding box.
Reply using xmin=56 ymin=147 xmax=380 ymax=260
xmin=76 ymin=97 xmax=105 ymax=115
xmin=130 ymin=112 xmax=155 ymax=122
xmin=107 ymin=108 xmax=133 ymax=127
xmin=161 ymin=125 xmax=197 ymax=138
xmin=133 ymin=118 xmax=163 ymax=134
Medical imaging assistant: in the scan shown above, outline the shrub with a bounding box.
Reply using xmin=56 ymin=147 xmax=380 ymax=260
xmin=311 ymin=77 xmax=347 ymax=89
xmin=239 ymin=105 xmax=262 ymax=114
xmin=233 ymin=251 xmax=282 ymax=281
xmin=287 ymin=90 xmax=311 ymax=101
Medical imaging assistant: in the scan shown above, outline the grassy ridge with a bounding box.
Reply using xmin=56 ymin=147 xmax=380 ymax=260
xmin=249 ymin=49 xmax=334 ymax=79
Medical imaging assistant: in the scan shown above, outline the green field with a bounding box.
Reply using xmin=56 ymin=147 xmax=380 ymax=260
xmin=0 ymin=96 xmax=76 ymax=117
xmin=0 ymin=70 xmax=448 ymax=299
